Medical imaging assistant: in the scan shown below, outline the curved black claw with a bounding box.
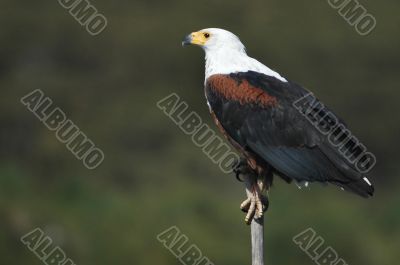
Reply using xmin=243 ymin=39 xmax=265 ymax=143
xmin=235 ymin=169 xmax=243 ymax=182
xmin=232 ymin=157 xmax=249 ymax=182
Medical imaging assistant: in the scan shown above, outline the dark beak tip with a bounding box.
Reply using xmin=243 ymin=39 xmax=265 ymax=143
xmin=182 ymin=35 xmax=192 ymax=47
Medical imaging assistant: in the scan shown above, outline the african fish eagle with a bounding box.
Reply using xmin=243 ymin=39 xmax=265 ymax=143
xmin=182 ymin=28 xmax=374 ymax=224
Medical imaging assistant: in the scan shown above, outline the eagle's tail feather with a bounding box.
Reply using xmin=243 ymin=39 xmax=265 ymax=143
xmin=343 ymin=178 xmax=374 ymax=198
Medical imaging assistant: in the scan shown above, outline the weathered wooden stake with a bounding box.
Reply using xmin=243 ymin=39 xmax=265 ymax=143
xmin=250 ymin=217 xmax=264 ymax=265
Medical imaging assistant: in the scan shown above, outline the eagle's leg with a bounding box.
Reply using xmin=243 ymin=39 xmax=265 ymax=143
xmin=233 ymin=158 xmax=270 ymax=225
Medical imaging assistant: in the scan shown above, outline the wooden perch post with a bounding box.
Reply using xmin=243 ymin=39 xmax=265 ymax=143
xmin=250 ymin=216 xmax=264 ymax=265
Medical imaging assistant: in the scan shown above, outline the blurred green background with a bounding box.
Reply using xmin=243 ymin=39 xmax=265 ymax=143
xmin=1 ymin=0 xmax=399 ymax=264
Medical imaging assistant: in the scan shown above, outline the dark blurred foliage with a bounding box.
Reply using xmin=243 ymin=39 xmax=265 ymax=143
xmin=0 ymin=0 xmax=399 ymax=264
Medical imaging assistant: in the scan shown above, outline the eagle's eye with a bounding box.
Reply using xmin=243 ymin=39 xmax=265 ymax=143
xmin=204 ymin=33 xmax=210 ymax=39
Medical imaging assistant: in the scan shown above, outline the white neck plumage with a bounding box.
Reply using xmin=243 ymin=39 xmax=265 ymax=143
xmin=204 ymin=47 xmax=287 ymax=83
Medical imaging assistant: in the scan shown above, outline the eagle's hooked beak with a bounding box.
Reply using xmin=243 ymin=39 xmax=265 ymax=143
xmin=182 ymin=34 xmax=192 ymax=47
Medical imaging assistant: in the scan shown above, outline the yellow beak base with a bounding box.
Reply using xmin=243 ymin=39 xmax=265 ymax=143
xmin=182 ymin=32 xmax=207 ymax=46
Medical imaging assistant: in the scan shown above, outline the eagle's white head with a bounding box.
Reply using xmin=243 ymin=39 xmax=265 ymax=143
xmin=182 ymin=28 xmax=246 ymax=53
xmin=182 ymin=28 xmax=286 ymax=82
